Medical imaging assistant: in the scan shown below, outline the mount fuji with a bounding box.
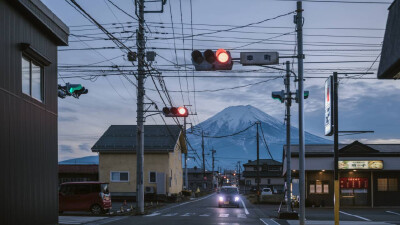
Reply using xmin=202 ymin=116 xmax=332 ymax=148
xmin=186 ymin=105 xmax=331 ymax=169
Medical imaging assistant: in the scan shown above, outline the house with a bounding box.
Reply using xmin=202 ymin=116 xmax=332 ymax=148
xmin=242 ymin=159 xmax=285 ymax=193
xmin=378 ymin=0 xmax=400 ymax=79
xmin=91 ymin=125 xmax=186 ymax=199
xmin=284 ymin=141 xmax=400 ymax=207
xmin=58 ymin=164 xmax=99 ymax=184
xmin=186 ymin=167 xmax=215 ymax=192
xmin=0 ymin=0 xmax=68 ymax=224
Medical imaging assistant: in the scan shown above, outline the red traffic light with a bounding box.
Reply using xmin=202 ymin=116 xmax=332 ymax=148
xmin=162 ymin=106 xmax=188 ymax=117
xmin=216 ymin=49 xmax=230 ymax=63
xmin=178 ymin=107 xmax=187 ymax=115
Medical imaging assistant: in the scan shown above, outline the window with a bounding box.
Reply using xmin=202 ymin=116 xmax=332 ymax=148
xmin=21 ymin=56 xmax=43 ymax=102
xmin=378 ymin=178 xmax=398 ymax=192
xmin=149 ymin=171 xmax=157 ymax=183
xmin=110 ymin=171 xmax=129 ymax=182
xmin=309 ymin=181 xmax=329 ymax=194
xmin=246 ymin=180 xmax=251 ymax=185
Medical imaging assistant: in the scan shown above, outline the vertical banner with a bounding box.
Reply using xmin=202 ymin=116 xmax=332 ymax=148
xmin=325 ymin=76 xmax=334 ymax=136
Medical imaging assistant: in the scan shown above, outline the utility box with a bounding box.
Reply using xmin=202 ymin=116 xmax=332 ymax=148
xmin=240 ymin=52 xmax=279 ymax=65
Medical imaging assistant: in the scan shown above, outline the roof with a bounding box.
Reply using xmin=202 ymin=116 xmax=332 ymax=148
xmin=60 ymin=182 xmax=107 ymax=185
xmin=58 ymin=165 xmax=98 ymax=174
xmin=91 ymin=125 xmax=185 ymax=153
xmin=242 ymin=171 xmax=282 ymax=178
xmin=243 ymin=159 xmax=282 ymax=166
xmin=284 ymin=141 xmax=400 ymax=157
xmin=8 ymin=0 xmax=69 ymax=45
xmin=188 ymin=168 xmax=213 ymax=174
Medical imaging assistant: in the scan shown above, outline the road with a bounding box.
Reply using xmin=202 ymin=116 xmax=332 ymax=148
xmin=59 ymin=194 xmax=400 ymax=225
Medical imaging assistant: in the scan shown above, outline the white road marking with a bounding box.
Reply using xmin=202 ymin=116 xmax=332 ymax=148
xmin=145 ymin=212 xmax=161 ymax=217
xmin=59 ymin=216 xmax=108 ymax=225
xmin=240 ymin=198 xmax=249 ymax=215
xmin=340 ymin=211 xmax=371 ymax=221
xmin=181 ymin=213 xmax=195 ymax=216
xmin=162 ymin=213 xmax=178 ymax=216
xmin=199 ymin=214 xmax=210 ymax=216
xmin=237 ymin=214 xmax=246 ymax=218
xmin=86 ymin=217 xmax=127 ymax=225
xmin=260 ymin=218 xmax=269 ymax=225
xmin=219 ymin=213 xmax=229 ymax=217
xmin=386 ymin=211 xmax=400 ymax=216
xmin=156 ymin=193 xmax=215 ymax=213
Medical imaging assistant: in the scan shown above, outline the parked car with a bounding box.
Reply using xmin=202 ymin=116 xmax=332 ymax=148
xmin=218 ymin=186 xmax=240 ymax=208
xmin=59 ymin=182 xmax=111 ymax=214
xmin=261 ymin=187 xmax=273 ymax=196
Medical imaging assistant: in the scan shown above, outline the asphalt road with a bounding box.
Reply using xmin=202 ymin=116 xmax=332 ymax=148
xmin=103 ymin=193 xmax=271 ymax=225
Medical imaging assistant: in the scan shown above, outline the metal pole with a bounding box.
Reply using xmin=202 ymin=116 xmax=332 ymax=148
xmin=296 ymin=2 xmax=305 ymax=224
xmin=256 ymin=122 xmax=260 ymax=203
xmin=211 ymin=149 xmax=216 ymax=190
xmin=202 ymin=131 xmax=205 ymax=184
xmin=333 ymin=72 xmax=340 ymax=225
xmin=285 ymin=61 xmax=292 ymax=212
xmin=136 ymin=0 xmax=145 ymax=214
xmin=184 ymin=117 xmax=188 ymax=190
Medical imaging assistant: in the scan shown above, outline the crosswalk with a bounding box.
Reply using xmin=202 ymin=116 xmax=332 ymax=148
xmin=145 ymin=212 xmax=247 ymax=218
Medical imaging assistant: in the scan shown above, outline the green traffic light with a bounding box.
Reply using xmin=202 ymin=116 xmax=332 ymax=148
xmin=69 ymin=84 xmax=82 ymax=93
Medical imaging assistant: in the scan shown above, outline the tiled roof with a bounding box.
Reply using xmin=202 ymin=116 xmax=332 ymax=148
xmin=91 ymin=125 xmax=182 ymax=153
xmin=242 ymin=171 xmax=282 ymax=178
xmin=243 ymin=159 xmax=282 ymax=166
xmin=58 ymin=165 xmax=98 ymax=174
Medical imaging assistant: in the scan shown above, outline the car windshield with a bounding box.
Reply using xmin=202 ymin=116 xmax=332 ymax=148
xmin=220 ymin=188 xmax=238 ymax=194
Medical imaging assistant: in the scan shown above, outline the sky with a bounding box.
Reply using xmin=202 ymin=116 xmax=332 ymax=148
xmin=40 ymin=0 xmax=400 ymax=163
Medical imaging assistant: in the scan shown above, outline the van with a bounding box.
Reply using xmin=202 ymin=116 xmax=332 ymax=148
xmin=59 ymin=182 xmax=111 ymax=214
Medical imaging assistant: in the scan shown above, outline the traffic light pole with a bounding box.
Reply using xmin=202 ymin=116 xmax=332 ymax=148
xmin=296 ymin=2 xmax=306 ymax=224
xmin=256 ymin=121 xmax=260 ymax=203
xmin=333 ymin=72 xmax=340 ymax=225
xmin=202 ymin=131 xmax=205 ymax=181
xmin=136 ymin=0 xmax=145 ymax=214
xmin=184 ymin=117 xmax=188 ymax=190
xmin=285 ymin=61 xmax=292 ymax=212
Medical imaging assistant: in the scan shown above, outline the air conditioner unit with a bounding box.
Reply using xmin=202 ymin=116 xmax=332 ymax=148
xmin=145 ymin=186 xmax=155 ymax=194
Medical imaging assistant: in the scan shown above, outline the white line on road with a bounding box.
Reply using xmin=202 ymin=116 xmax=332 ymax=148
xmin=181 ymin=213 xmax=195 ymax=216
xmin=199 ymin=214 xmax=210 ymax=217
xmin=340 ymin=210 xmax=371 ymax=221
xmin=240 ymin=198 xmax=249 ymax=215
xmin=237 ymin=214 xmax=246 ymax=218
xmin=162 ymin=213 xmax=178 ymax=216
xmin=155 ymin=193 xmax=215 ymax=213
xmin=145 ymin=212 xmax=161 ymax=217
xmin=219 ymin=213 xmax=229 ymax=217
xmin=386 ymin=211 xmax=400 ymax=216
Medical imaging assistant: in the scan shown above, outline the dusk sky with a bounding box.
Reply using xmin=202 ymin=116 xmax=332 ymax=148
xmin=40 ymin=0 xmax=399 ymax=163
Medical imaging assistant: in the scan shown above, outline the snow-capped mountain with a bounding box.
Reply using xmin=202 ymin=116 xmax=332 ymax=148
xmin=186 ymin=105 xmax=331 ymax=169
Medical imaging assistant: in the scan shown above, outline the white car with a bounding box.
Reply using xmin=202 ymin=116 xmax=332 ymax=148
xmin=261 ymin=188 xmax=273 ymax=196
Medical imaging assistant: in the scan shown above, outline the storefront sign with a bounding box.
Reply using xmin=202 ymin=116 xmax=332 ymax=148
xmin=340 ymin=177 xmax=368 ymax=189
xmin=338 ymin=160 xmax=383 ymax=170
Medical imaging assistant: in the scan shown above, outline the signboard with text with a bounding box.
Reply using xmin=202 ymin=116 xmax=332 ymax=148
xmin=338 ymin=160 xmax=383 ymax=170
xmin=324 ymin=76 xmax=334 ymax=136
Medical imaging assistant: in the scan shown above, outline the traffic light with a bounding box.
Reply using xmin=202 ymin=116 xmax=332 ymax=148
xmin=295 ymin=90 xmax=309 ymax=103
xmin=272 ymin=90 xmax=285 ymax=103
xmin=191 ymin=49 xmax=233 ymax=71
xmin=58 ymin=83 xmax=88 ymax=99
xmin=162 ymin=106 xmax=188 ymax=117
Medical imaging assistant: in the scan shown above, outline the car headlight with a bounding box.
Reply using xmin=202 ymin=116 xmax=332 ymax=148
xmin=219 ymin=196 xmax=224 ymax=202
xmin=235 ymin=196 xmax=239 ymax=201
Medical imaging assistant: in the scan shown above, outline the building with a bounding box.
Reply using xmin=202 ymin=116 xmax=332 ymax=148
xmin=58 ymin=164 xmax=99 ymax=184
xmin=284 ymin=141 xmax=400 ymax=207
xmin=0 ymin=0 xmax=68 ymax=224
xmin=91 ymin=125 xmax=186 ymax=199
xmin=242 ymin=159 xmax=284 ymax=193
xmin=186 ymin=167 xmax=216 ymax=192
xmin=378 ymin=0 xmax=400 ymax=79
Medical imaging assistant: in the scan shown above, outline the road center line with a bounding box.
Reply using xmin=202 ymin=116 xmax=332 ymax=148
xmin=386 ymin=211 xmax=400 ymax=216
xmin=260 ymin=218 xmax=269 ymax=225
xmin=339 ymin=210 xmax=371 ymax=221
xmin=156 ymin=193 xmax=215 ymax=213
xmin=240 ymin=198 xmax=249 ymax=215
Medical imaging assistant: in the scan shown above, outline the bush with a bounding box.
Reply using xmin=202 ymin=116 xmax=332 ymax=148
xmin=182 ymin=190 xmax=192 ymax=197
xmin=260 ymin=194 xmax=284 ymax=204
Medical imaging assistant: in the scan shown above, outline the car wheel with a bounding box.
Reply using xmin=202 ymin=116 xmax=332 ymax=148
xmin=90 ymin=204 xmax=103 ymax=215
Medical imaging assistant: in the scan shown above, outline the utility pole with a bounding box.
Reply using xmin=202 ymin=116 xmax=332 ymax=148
xmin=184 ymin=117 xmax=188 ymax=190
xmin=333 ymin=72 xmax=340 ymax=225
xmin=295 ymin=2 xmax=305 ymax=224
xmin=285 ymin=61 xmax=292 ymax=212
xmin=135 ymin=0 xmax=145 ymax=214
xmin=256 ymin=121 xmax=260 ymax=203
xmin=202 ymin=131 xmax=205 ymax=182
xmin=238 ymin=161 xmax=241 ymax=189
xmin=211 ymin=149 xmax=216 ymax=190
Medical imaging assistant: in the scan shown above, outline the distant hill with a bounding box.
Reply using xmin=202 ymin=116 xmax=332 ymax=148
xmin=186 ymin=105 xmax=331 ymax=169
xmin=59 ymin=155 xmax=98 ymax=165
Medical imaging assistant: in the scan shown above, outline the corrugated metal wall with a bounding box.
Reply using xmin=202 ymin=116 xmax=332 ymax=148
xmin=0 ymin=1 xmax=59 ymax=224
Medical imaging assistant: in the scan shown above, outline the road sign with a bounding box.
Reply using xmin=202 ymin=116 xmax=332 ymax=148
xmin=324 ymin=76 xmax=333 ymax=136
xmin=240 ymin=52 xmax=279 ymax=65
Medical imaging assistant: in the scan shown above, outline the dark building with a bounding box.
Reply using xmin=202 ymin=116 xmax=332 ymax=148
xmin=378 ymin=0 xmax=400 ymax=79
xmin=284 ymin=141 xmax=400 ymax=207
xmin=186 ymin=167 xmax=215 ymax=192
xmin=242 ymin=159 xmax=284 ymax=193
xmin=58 ymin=164 xmax=99 ymax=184
xmin=0 ymin=0 xmax=68 ymax=224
